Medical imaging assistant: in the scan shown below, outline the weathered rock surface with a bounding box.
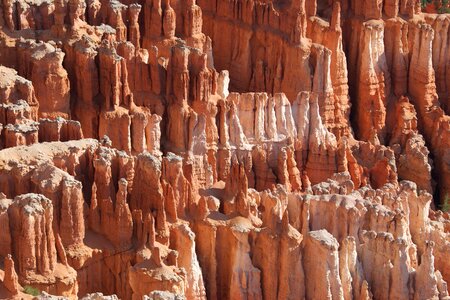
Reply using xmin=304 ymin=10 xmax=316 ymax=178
xmin=0 ymin=0 xmax=449 ymax=299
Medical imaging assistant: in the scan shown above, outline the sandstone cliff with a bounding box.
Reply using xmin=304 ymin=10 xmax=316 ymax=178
xmin=0 ymin=0 xmax=449 ymax=299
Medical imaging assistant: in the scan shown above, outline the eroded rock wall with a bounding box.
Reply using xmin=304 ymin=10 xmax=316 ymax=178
xmin=0 ymin=0 xmax=449 ymax=299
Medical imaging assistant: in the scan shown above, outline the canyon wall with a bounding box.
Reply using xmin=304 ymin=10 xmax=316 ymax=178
xmin=0 ymin=0 xmax=449 ymax=299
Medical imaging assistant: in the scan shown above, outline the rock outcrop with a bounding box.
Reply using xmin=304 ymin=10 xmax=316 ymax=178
xmin=0 ymin=0 xmax=449 ymax=299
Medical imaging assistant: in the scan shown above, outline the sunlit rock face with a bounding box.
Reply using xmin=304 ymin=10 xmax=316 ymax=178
xmin=0 ymin=0 xmax=449 ymax=299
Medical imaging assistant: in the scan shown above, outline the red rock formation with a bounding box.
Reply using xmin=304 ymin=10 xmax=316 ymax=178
xmin=128 ymin=4 xmax=141 ymax=48
xmin=39 ymin=117 xmax=83 ymax=142
xmin=8 ymin=194 xmax=57 ymax=277
xmin=30 ymin=164 xmax=86 ymax=248
xmin=0 ymin=66 xmax=38 ymax=118
xmin=0 ymin=0 xmax=449 ymax=299
xmin=5 ymin=193 xmax=78 ymax=296
xmin=17 ymin=41 xmax=71 ymax=119
xmin=304 ymin=230 xmax=343 ymax=300
xmin=0 ymin=66 xmax=82 ymax=150
xmin=3 ymin=254 xmax=20 ymax=295
xmin=308 ymin=2 xmax=352 ymax=139
xmin=389 ymin=96 xmax=434 ymax=193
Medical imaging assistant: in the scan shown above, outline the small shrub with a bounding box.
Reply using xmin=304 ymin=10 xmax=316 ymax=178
xmin=440 ymin=194 xmax=450 ymax=212
xmin=421 ymin=0 xmax=431 ymax=7
xmin=421 ymin=0 xmax=450 ymax=13
xmin=23 ymin=285 xmax=40 ymax=296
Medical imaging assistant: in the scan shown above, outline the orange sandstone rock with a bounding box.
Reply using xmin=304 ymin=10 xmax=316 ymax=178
xmin=0 ymin=0 xmax=449 ymax=299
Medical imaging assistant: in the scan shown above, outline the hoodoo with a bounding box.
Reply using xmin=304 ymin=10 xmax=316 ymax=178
xmin=0 ymin=0 xmax=449 ymax=299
